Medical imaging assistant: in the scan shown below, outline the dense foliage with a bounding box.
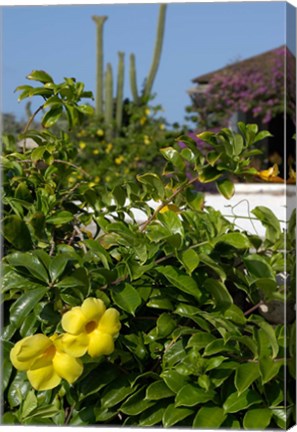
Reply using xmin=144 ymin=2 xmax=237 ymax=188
xmin=1 ymin=71 xmax=296 ymax=428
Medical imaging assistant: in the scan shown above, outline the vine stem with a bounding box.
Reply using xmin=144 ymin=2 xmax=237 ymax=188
xmin=11 ymin=158 xmax=90 ymax=179
xmin=139 ymin=175 xmax=200 ymax=232
xmin=22 ymin=104 xmax=44 ymax=152
xmin=244 ymin=301 xmax=263 ymax=316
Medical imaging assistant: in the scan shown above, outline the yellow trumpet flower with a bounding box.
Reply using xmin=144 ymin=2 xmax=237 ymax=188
xmin=61 ymin=298 xmax=121 ymax=358
xmin=257 ymin=163 xmax=284 ymax=183
xmin=10 ymin=334 xmax=83 ymax=391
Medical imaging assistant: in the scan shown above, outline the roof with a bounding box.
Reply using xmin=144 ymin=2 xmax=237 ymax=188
xmin=192 ymin=45 xmax=295 ymax=84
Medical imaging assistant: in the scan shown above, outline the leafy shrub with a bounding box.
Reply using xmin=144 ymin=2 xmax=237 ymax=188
xmin=1 ymin=72 xmax=295 ymax=428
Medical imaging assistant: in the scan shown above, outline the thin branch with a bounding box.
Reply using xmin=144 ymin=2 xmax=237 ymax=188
xmin=22 ymin=104 xmax=44 ymax=152
xmin=139 ymin=175 xmax=200 ymax=232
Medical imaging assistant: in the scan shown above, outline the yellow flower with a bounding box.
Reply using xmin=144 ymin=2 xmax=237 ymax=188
xmin=105 ymin=143 xmax=113 ymax=154
xmin=159 ymin=123 xmax=165 ymax=130
xmin=94 ymin=176 xmax=100 ymax=183
xmin=68 ymin=176 xmax=76 ymax=184
xmin=115 ymin=155 xmax=124 ymax=165
xmin=93 ymin=149 xmax=100 ymax=155
xmin=144 ymin=135 xmax=151 ymax=145
xmin=145 ymin=108 xmax=151 ymax=116
xmin=96 ymin=129 xmax=104 ymax=137
xmin=10 ymin=334 xmax=83 ymax=391
xmin=257 ymin=163 xmax=284 ymax=183
xmin=159 ymin=204 xmax=180 ymax=214
xmin=79 ymin=141 xmax=87 ymax=150
xmin=88 ymin=182 xmax=96 ymax=188
xmin=61 ymin=298 xmax=121 ymax=358
xmin=140 ymin=116 xmax=146 ymax=126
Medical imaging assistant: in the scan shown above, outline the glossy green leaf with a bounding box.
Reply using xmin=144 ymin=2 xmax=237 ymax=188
xmin=145 ymin=380 xmax=175 ymax=400
xmin=139 ymin=400 xmax=168 ymax=426
xmin=2 ymin=341 xmax=13 ymax=391
xmin=193 ymin=406 xmax=226 ymax=428
xmin=175 ymin=384 xmax=215 ymax=407
xmin=120 ymin=387 xmax=154 ymax=415
xmin=252 ymin=206 xmax=281 ymax=242
xmin=160 ymin=147 xmax=185 ymax=171
xmin=162 ymin=404 xmax=193 ymax=428
xmin=243 ymin=408 xmax=272 ymax=429
xmin=3 ymin=216 xmax=32 ymax=250
xmin=42 ymin=105 xmax=63 ymax=128
xmin=259 ymin=357 xmax=284 ymax=384
xmin=244 ymin=254 xmax=275 ymax=281
xmin=216 ymin=178 xmax=235 ymax=199
xmin=223 ymin=389 xmax=261 ymax=413
xmin=26 ymin=70 xmax=53 ymax=83
xmin=9 ymin=286 xmax=48 ymax=330
xmin=6 ymin=252 xmax=49 ymax=282
xmin=199 ymin=254 xmax=226 ymax=281
xmin=156 ymin=313 xmax=176 ymax=338
xmin=8 ymin=372 xmax=31 ymax=408
xmin=214 ymin=232 xmax=250 ymax=249
xmin=204 ymin=278 xmax=233 ymax=309
xmin=224 ymin=304 xmax=246 ymax=325
xmin=49 ymin=254 xmax=70 ymax=282
xmin=46 ymin=211 xmax=73 ymax=226
xmin=137 ymin=172 xmax=165 ymax=199
xmin=22 ymin=390 xmax=38 ymax=419
xmin=111 ymin=283 xmax=142 ymax=315
xmin=235 ymin=362 xmax=260 ymax=395
xmin=179 ymin=249 xmax=200 ymax=274
xmin=101 ymin=375 xmax=136 ymax=409
xmin=161 ymin=370 xmax=189 ymax=394
xmin=199 ymin=166 xmax=222 ymax=183
xmin=156 ymin=266 xmax=201 ymax=301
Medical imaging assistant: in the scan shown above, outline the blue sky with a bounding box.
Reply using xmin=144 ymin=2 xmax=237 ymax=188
xmin=2 ymin=2 xmax=295 ymax=126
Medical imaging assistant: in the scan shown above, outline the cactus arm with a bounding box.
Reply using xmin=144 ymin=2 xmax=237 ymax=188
xmin=130 ymin=53 xmax=139 ymax=105
xmin=105 ymin=63 xmax=113 ymax=140
xmin=92 ymin=15 xmax=108 ymax=117
xmin=144 ymin=4 xmax=167 ymax=99
xmin=116 ymin=52 xmax=125 ymax=133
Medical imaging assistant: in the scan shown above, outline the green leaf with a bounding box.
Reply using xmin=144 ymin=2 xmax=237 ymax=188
xmin=216 ymin=178 xmax=235 ymax=199
xmin=193 ymin=406 xmax=226 ymax=428
xmin=77 ymin=104 xmax=94 ymax=116
xmin=256 ymin=319 xmax=279 ymax=358
xmin=224 ymin=304 xmax=246 ymax=325
xmin=78 ymin=364 xmax=119 ymax=399
xmin=120 ymin=387 xmax=154 ymax=415
xmin=161 ymin=370 xmax=189 ymax=394
xmin=9 ymin=286 xmax=48 ymax=330
xmin=252 ymin=206 xmax=281 ymax=242
xmin=223 ymin=389 xmax=262 ymax=413
xmin=175 ymin=384 xmax=215 ymax=407
xmin=101 ymin=375 xmax=136 ymax=409
xmin=199 ymin=254 xmax=226 ymax=281
xmin=145 ymin=380 xmax=175 ymax=400
xmin=137 ymin=173 xmax=165 ymax=199
xmin=253 ymin=130 xmax=273 ymax=144
xmin=259 ymin=357 xmax=284 ymax=384
xmin=160 ymin=147 xmax=185 ymax=171
xmin=139 ymin=400 xmax=168 ymax=426
xmin=26 ymin=70 xmax=54 ymax=83
xmin=199 ymin=166 xmax=222 ymax=183
xmin=204 ymin=278 xmax=233 ymax=309
xmin=42 ymin=105 xmax=63 ymax=128
xmin=111 ymin=283 xmax=142 ymax=315
xmin=156 ymin=313 xmax=176 ymax=338
xmin=156 ymin=266 xmax=201 ymax=301
xmin=2 ymin=215 xmax=32 ymax=250
xmin=235 ymin=363 xmax=260 ymax=395
xmin=8 ymin=372 xmax=31 ymax=408
xmin=2 ymin=341 xmax=13 ymax=391
xmin=244 ymin=254 xmax=275 ymax=282
xmin=233 ymin=133 xmax=244 ymax=155
xmin=162 ymin=404 xmax=193 ymax=428
xmin=21 ymin=390 xmax=38 ymax=419
xmin=214 ymin=232 xmax=250 ymax=249
xmin=46 ymin=211 xmax=73 ymax=226
xmin=6 ymin=252 xmax=49 ymax=282
xmin=49 ymin=254 xmax=70 ymax=282
xmin=179 ymin=249 xmax=200 ymax=274
xmin=243 ymin=408 xmax=272 ymax=429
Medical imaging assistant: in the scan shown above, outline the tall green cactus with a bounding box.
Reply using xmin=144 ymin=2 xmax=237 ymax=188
xmin=130 ymin=53 xmax=139 ymax=104
xmin=143 ymin=4 xmax=167 ymax=99
xmin=104 ymin=63 xmax=113 ymax=140
xmin=116 ymin=52 xmax=125 ymax=132
xmin=92 ymin=15 xmax=108 ymax=117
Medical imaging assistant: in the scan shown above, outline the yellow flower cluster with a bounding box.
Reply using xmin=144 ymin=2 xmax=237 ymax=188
xmin=79 ymin=141 xmax=87 ymax=150
xmin=10 ymin=298 xmax=121 ymax=391
xmin=105 ymin=143 xmax=113 ymax=154
xmin=115 ymin=155 xmax=124 ymax=165
xmin=144 ymin=135 xmax=151 ymax=145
